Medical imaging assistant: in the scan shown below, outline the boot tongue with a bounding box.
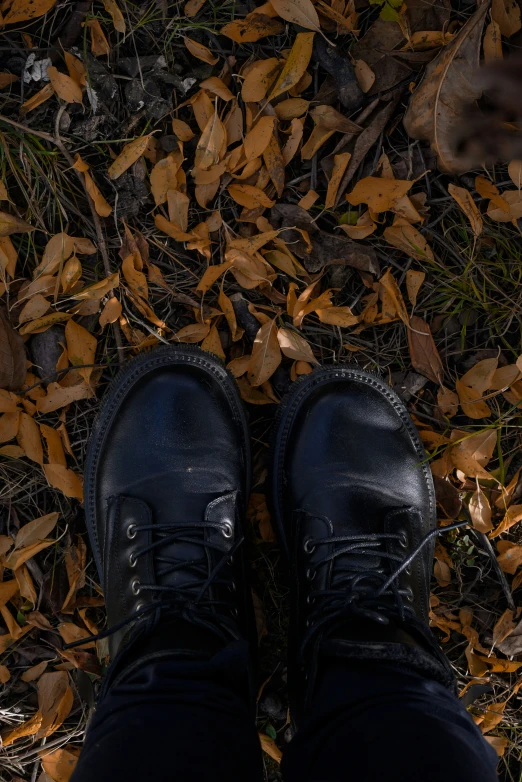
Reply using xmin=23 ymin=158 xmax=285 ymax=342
xmin=155 ymin=491 xmax=238 ymax=594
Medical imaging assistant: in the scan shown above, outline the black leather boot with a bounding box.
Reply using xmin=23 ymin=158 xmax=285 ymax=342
xmin=271 ymin=366 xmax=459 ymax=722
xmin=83 ymin=347 xmax=256 ymax=687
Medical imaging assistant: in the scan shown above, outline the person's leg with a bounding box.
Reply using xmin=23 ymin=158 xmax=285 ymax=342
xmin=70 ymin=347 xmax=261 ymax=782
xmin=270 ymin=367 xmax=498 ymax=782
xmin=282 ymin=661 xmax=498 ymax=781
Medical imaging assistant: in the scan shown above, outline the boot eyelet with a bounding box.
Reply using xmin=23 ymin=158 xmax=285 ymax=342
xmin=399 ymin=533 xmax=408 ymax=549
xmin=131 ymin=578 xmax=141 ymax=596
xmin=406 ymin=590 xmax=414 ymax=603
xmin=306 ymin=568 xmax=316 ymax=581
xmin=232 ymin=608 xmax=239 ymax=618
xmin=304 ymin=539 xmax=316 ymax=554
xmin=306 ymin=594 xmax=314 ymax=605
xmin=222 ymin=522 xmax=233 ymax=539
xmin=228 ymin=582 xmax=237 ymax=593
xmin=129 ymin=552 xmax=137 ymax=568
xmin=127 ymin=524 xmax=137 ymax=540
xmin=135 ymin=601 xmax=145 ymax=612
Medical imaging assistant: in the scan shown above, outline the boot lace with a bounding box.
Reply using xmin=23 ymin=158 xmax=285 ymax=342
xmin=300 ymin=513 xmax=469 ymax=657
xmin=65 ymin=519 xmax=243 ymax=650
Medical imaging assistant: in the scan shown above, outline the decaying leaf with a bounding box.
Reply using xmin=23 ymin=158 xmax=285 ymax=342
xmin=108 ymin=135 xmax=153 ymax=180
xmin=183 ymin=36 xmax=219 ymax=65
xmin=270 ymin=0 xmax=321 ymax=32
xmin=0 ymin=308 xmax=26 ymax=391
xmin=448 ymin=184 xmax=482 ymax=236
xmin=248 ymin=319 xmax=282 ymax=386
xmin=268 ymin=32 xmax=315 ymax=100
xmin=407 ymin=316 xmax=443 ymax=385
xmin=403 ymin=3 xmax=489 ymax=173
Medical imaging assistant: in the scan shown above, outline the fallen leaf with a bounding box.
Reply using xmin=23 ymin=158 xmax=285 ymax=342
xmin=85 ymin=19 xmax=110 ymax=56
xmin=379 ymin=268 xmax=409 ymax=326
xmin=268 ymin=32 xmax=315 ymax=100
xmin=484 ymin=736 xmax=509 ymax=757
xmin=448 ymin=184 xmax=482 ymax=236
xmin=0 ymin=664 xmax=10 ymax=683
xmin=20 ymin=83 xmax=54 ymax=115
xmin=483 ymin=20 xmax=503 ymax=64
xmin=490 ymin=504 xmax=522 ymax=538
xmin=492 ymin=0 xmax=521 ymax=37
xmin=102 ymin=0 xmax=126 ymax=32
xmin=99 ymin=297 xmax=122 ymax=327
xmin=468 ymin=481 xmax=493 ymax=533
xmin=437 ymin=386 xmax=459 ymax=418
xmin=172 ymin=118 xmax=195 ymax=142
xmin=37 ymin=671 xmax=74 ymax=738
xmin=0 ymin=308 xmax=26 ymax=391
xmin=354 ymin=59 xmax=375 ymax=93
xmin=15 ymin=512 xmax=59 ymax=550
xmin=3 ymin=0 xmax=57 ymax=24
xmin=0 ymin=74 xmax=20 ymax=88
xmin=65 ymin=320 xmax=97 ymax=385
xmin=46 ymin=67 xmax=82 ymax=104
xmin=183 ymin=36 xmax=218 ymax=65
xmin=21 ymin=660 xmax=48 ymax=682
xmin=201 ymin=323 xmax=225 ymax=360
xmin=221 ymin=13 xmax=284 ymax=43
xmin=270 ymin=0 xmax=321 ymax=32
xmin=248 ymin=319 xmax=282 ymax=386
xmin=259 ymin=731 xmax=282 ymax=763
xmin=172 ymin=323 xmax=211 ymax=343
xmin=403 ymin=3 xmax=489 ymax=172
xmin=41 ymin=745 xmax=81 ymax=782
xmin=277 ymin=327 xmax=317 ymax=363
xmin=325 ymin=153 xmax=351 ymax=209
xmin=36 ymin=381 xmax=92 ymax=414
xmin=0 ymin=411 xmax=20 ymax=443
xmin=508 ymin=159 xmax=522 ymax=189
xmin=228 ymin=184 xmax=275 ymax=209
xmin=461 ymin=358 xmax=498 ymax=395
xmin=497 ymin=543 xmax=522 ymax=574
xmin=274 ymin=97 xmax=310 ymax=120
xmin=196 ymin=110 xmax=226 ymax=170
xmin=0 ymin=210 xmax=33 ymax=236
xmin=405 ymin=269 xmax=425 ymax=307
xmin=108 ymin=135 xmax=153 ymax=180
xmin=407 ymin=316 xmax=443 ymax=384
xmin=492 ymin=609 xmax=516 ymax=648
xmin=347 ymin=177 xmax=413 ymax=213
xmin=316 ymin=306 xmax=358 ymax=327
xmin=43 ymin=464 xmax=83 ymax=501
xmin=1 ymin=712 xmax=42 ymax=746
xmin=16 ymin=413 xmax=43 ymax=464
xmin=219 ymin=284 xmax=243 ymax=342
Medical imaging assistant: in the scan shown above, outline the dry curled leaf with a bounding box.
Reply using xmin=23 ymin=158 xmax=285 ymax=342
xmin=277 ymin=327 xmax=318 ymax=363
xmin=403 ymin=3 xmax=489 ymax=173
xmin=183 ymin=36 xmax=218 ymax=65
xmin=268 ymin=32 xmax=315 ymax=100
xmin=0 ymin=308 xmax=26 ymax=391
xmin=448 ymin=184 xmax=482 ymax=236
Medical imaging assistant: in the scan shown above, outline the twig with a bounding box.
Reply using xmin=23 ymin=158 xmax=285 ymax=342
xmin=473 ymin=529 xmax=516 ymax=613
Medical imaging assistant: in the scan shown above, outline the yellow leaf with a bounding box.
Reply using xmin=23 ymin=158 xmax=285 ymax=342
xmin=218 ymin=284 xmax=243 ymax=341
xmin=1 ymin=711 xmax=43 ymax=746
xmin=183 ymin=36 xmax=218 ymax=65
xmin=40 ymin=424 xmax=66 ymax=467
xmin=244 ymin=116 xmax=276 ymax=161
xmin=221 ymin=14 xmax=284 ymax=43
xmin=242 ymin=58 xmax=280 ymax=102
xmin=0 ymin=664 xmax=10 ymax=683
xmin=475 ymin=175 xmax=509 ymax=211
xmin=406 ymin=269 xmax=425 ymax=307
xmin=201 ymin=323 xmax=225 ymax=360
xmin=70 ymin=272 xmax=119 ymax=300
xmin=228 ymin=184 xmax=275 ymax=209
xmin=6 ymin=539 xmax=56 ymax=570
xmin=197 ymin=260 xmax=233 ymax=293
xmin=270 ymin=0 xmax=321 ymax=32
xmin=298 ymin=190 xmax=319 ymax=210
xmin=301 ymin=126 xmax=335 ymax=160
xmin=487 ymin=189 xmax=522 ymax=222
xmin=0 ymin=210 xmax=33 ymax=236
xmin=338 ymin=210 xmax=376 ymax=240
xmin=468 ymin=481 xmax=493 ymax=532
xmin=36 ymin=381 xmax=92 ymax=414
xmin=277 ymin=327 xmax=317 ymax=362
xmin=108 ymin=135 xmax=152 ymax=180
xmin=483 ymin=20 xmax=503 ymax=63
xmin=248 ymin=319 xmax=282 ymax=386
xmin=195 ymin=110 xmax=226 ymax=170
xmin=37 ymin=671 xmax=74 ymax=739
xmin=21 ymin=660 xmax=49 ymax=683
xmin=274 ymin=97 xmax=309 ymax=120
xmin=46 ymin=66 xmax=83 ymax=104
xmin=102 ymin=0 xmax=126 ymax=32
xmin=15 ymin=513 xmax=59 ymax=550
xmin=150 ymin=156 xmax=180 ymax=205
xmin=268 ymin=32 xmax=315 ymax=100
xmin=227 ymin=355 xmax=251 ymax=378
xmin=168 ymin=191 xmax=190 ymax=232
xmin=456 ymin=380 xmax=491 ymax=419
xmin=0 ymin=580 xmax=19 ymax=608
xmin=3 ymin=0 xmax=57 ymax=24
xmin=41 ymin=746 xmax=81 ymax=782
xmin=316 ymin=306 xmax=358 ymax=327
xmin=0 ymin=74 xmax=20 ymax=88
xmin=61 ymin=255 xmax=82 ymax=293
xmin=20 ymin=83 xmax=54 ymax=115
xmin=18 ymin=293 xmax=50 ymax=324
xmin=354 ymin=59 xmax=375 ymax=92
xmin=460 ymin=358 xmax=498 ymax=394
xmin=492 ymin=0 xmax=521 ymax=37
xmin=43 ymin=464 xmax=83 ymax=501
xmin=172 ymin=323 xmax=211 ymax=343
xmin=259 ymin=732 xmax=282 ymax=763
xmin=65 ymin=320 xmax=97 ymax=384
xmin=283 ymin=117 xmax=304 ymax=165
xmin=84 ymin=171 xmax=112 ymax=217
xmin=508 ymin=159 xmax=522 ymax=189
xmin=448 ymin=183 xmax=482 ymax=236
xmin=0 ymin=411 xmax=20 ymax=443
xmin=199 ymin=76 xmax=234 ymax=101
xmin=325 ymin=152 xmax=351 ymax=209
xmin=122 ymin=254 xmax=148 ymax=301
xmin=16 ymin=412 xmax=43 ymax=464
xmin=99 ymin=296 xmax=122 ymax=327
xmin=379 ymin=268 xmax=409 ymax=326
xmin=172 ymin=118 xmax=195 ymax=142
xmin=85 ymin=19 xmax=110 ymax=56
xmin=64 ymin=52 xmax=86 ymax=87
xmin=347 ymin=176 xmax=413 ymax=213
xmin=383 ymin=217 xmax=434 ymax=261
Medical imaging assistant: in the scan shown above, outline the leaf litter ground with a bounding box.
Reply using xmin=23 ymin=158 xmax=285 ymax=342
xmin=1 ymin=0 xmax=522 ymax=778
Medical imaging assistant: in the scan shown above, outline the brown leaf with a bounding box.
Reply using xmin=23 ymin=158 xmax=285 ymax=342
xmin=244 ymin=116 xmax=276 ymax=161
xmin=492 ymin=0 xmax=521 ymax=37
xmin=102 ymin=0 xmax=126 ymax=32
xmin=20 ymin=83 xmax=54 ymax=115
xmin=44 ymin=464 xmax=84 ymax=501
xmin=0 ymin=411 xmax=20 ymax=443
xmin=183 ymin=36 xmax=218 ymax=65
xmin=456 ymin=380 xmax=491 ymax=419
xmin=221 ymin=13 xmax=284 ymax=43
xmin=325 ymin=152 xmax=351 ymax=209
xmin=461 ymin=358 xmax=498 ymax=395
xmin=405 ymin=269 xmax=425 ymax=307
xmin=21 ymin=660 xmax=49 ymax=682
xmin=99 ymin=297 xmax=122 ymax=327
xmin=483 ymin=21 xmax=503 ymax=64
xmin=403 ymin=3 xmax=489 ymax=173
xmin=347 ymin=177 xmax=412 ymax=213
xmin=85 ymin=19 xmax=110 ymax=56
xmin=201 ymin=323 xmax=225 ymax=360
xmin=437 ymin=386 xmax=459 ymax=418
xmin=0 ymin=210 xmax=33 ymax=236
xmin=16 ymin=412 xmax=43 ymax=464
xmin=196 ymin=110 xmax=226 ymax=170
xmin=407 ymin=316 xmax=443 ymax=384
xmin=108 ymin=135 xmax=153 ymax=180
xmin=65 ymin=320 xmax=97 ymax=385
xmin=277 ymin=327 xmax=318 ymax=363
xmin=316 ymin=306 xmax=359 ymax=327
xmin=172 ymin=323 xmax=211 ymax=343
xmin=354 ymin=58 xmax=375 ymax=92
xmin=1 ymin=712 xmax=42 ymax=746
xmin=47 ymin=67 xmax=83 ymax=104
xmin=37 ymin=671 xmax=73 ymax=738
xmin=274 ymin=97 xmax=310 ymax=120
xmin=0 ymin=74 xmax=19 ymax=88
xmin=270 ymin=0 xmax=321 ymax=32
xmin=41 ymin=745 xmax=81 ymax=782
xmin=492 ymin=609 xmax=516 ymax=648
xmin=497 ymin=543 xmax=522 ymax=574
xmin=268 ymin=32 xmax=315 ymax=100
xmin=14 ymin=512 xmax=59 ymax=551
xmin=379 ymin=268 xmax=409 ymax=326
xmin=36 ymin=381 xmax=92 ymax=414
xmin=468 ymin=482 xmax=493 ymax=533
xmin=383 ymin=217 xmax=429 ymax=262
xmin=0 ymin=308 xmax=26 ymax=391
xmin=310 ymin=105 xmax=362 ymax=134
xmin=248 ymin=319 xmax=282 ymax=386
xmin=448 ymin=184 xmax=482 ymax=236
xmin=228 ymin=184 xmax=275 ymax=209
xmin=259 ymin=732 xmax=283 ymax=763
xmin=3 ymin=0 xmax=57 ymax=24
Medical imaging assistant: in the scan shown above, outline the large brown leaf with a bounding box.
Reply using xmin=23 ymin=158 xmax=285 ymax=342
xmin=407 ymin=315 xmax=443 ymax=384
xmin=0 ymin=308 xmax=26 ymax=391
xmin=403 ymin=2 xmax=489 ymax=173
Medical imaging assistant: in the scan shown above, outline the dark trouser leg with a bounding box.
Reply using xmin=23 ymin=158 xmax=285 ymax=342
xmin=71 ymin=641 xmax=262 ymax=782
xmin=282 ymin=661 xmax=499 ymax=782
